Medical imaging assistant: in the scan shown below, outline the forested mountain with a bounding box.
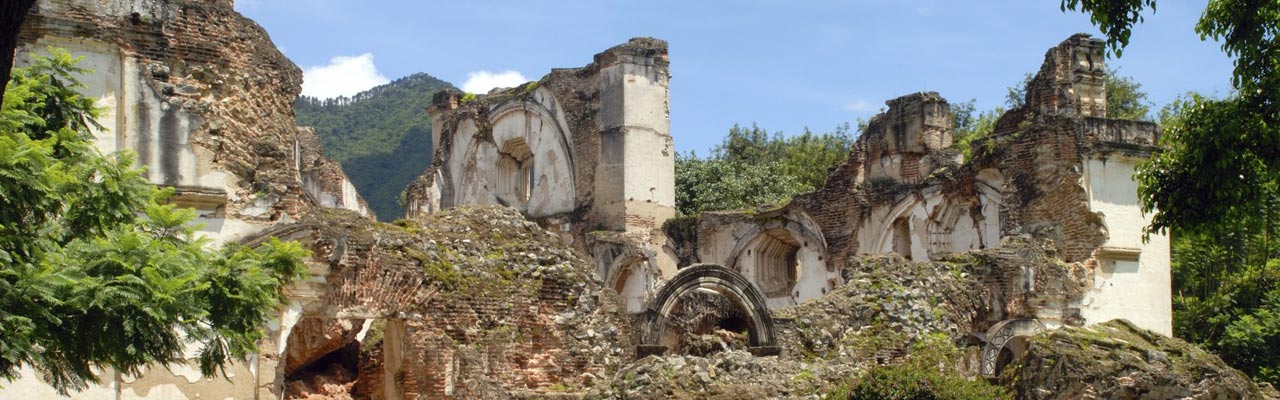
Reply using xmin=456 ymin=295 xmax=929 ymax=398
xmin=295 ymin=73 xmax=453 ymax=220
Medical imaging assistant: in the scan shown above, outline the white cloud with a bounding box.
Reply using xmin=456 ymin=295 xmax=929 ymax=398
xmin=842 ymin=99 xmax=871 ymax=112
xmin=461 ymin=70 xmax=528 ymax=94
xmin=302 ymin=53 xmax=389 ymax=99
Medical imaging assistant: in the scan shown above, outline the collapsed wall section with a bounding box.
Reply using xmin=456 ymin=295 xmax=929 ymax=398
xmin=272 ymin=207 xmax=636 ymax=399
xmin=674 ymin=34 xmax=1169 ymax=337
xmin=404 ymin=37 xmax=679 ymax=314
xmin=4 ymin=1 xmax=373 ymax=399
xmin=14 ymin=0 xmax=372 ymax=245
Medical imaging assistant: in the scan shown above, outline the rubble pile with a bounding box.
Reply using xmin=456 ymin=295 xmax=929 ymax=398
xmin=1008 ymin=320 xmax=1280 ymax=400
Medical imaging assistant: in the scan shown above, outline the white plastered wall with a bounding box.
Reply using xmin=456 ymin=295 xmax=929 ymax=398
xmin=612 ymin=259 xmax=656 ymax=313
xmin=1078 ymin=156 xmax=1173 ymax=336
xmin=699 ymin=211 xmax=835 ymax=309
xmin=15 ymin=38 xmax=123 ymax=154
xmin=489 ymin=100 xmax=575 ymax=217
xmin=441 ymin=97 xmax=576 ymax=217
xmin=5 ymin=37 xmax=271 ymax=400
xmin=597 ymin=59 xmax=675 ymax=233
xmin=733 ymin=237 xmax=829 ymax=309
xmin=857 ymin=185 xmax=999 ymax=262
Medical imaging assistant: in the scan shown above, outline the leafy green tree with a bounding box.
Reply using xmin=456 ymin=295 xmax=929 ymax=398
xmin=675 ymin=123 xmax=854 ymax=215
xmin=1063 ymin=0 xmax=1280 ymax=383
xmin=712 ymin=122 xmax=855 ymax=189
xmin=1063 ymin=0 xmax=1279 ymax=235
xmin=1154 ymin=93 xmax=1280 ymax=384
xmin=1105 ymin=71 xmax=1154 ymax=120
xmin=675 ymin=153 xmax=810 ymax=215
xmin=0 ymin=50 xmax=308 ymax=393
xmin=950 ymin=99 xmax=1003 ymax=160
xmin=0 ymin=0 xmax=37 ymax=108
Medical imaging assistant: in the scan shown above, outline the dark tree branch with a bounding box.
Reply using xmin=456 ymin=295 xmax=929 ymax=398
xmin=1 ymin=0 xmax=38 ymax=108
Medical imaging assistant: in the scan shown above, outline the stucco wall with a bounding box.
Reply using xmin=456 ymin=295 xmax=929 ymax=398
xmin=1079 ymin=155 xmax=1173 ymax=335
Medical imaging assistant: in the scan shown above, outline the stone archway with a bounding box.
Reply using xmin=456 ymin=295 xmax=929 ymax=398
xmin=637 ymin=264 xmax=779 ymax=357
xmin=980 ymin=318 xmax=1046 ymax=377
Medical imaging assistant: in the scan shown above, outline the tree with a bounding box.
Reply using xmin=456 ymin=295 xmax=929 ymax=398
xmin=0 ymin=49 xmax=308 ymax=393
xmin=1063 ymin=0 xmax=1279 ymax=235
xmin=674 ymin=153 xmax=810 ymax=215
xmin=674 ymin=123 xmax=855 ymax=215
xmin=1151 ymin=94 xmax=1280 ymax=384
xmin=1062 ymin=0 xmax=1280 ymax=384
xmin=0 ymin=0 xmax=37 ymax=109
xmin=950 ymin=99 xmax=1002 ymax=160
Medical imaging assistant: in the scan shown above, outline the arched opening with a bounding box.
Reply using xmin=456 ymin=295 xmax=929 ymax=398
xmin=638 ymin=264 xmax=779 ymax=357
xmin=496 ymin=138 xmax=534 ymax=207
xmin=892 ymin=216 xmax=912 ymax=260
xmin=282 ymin=318 xmax=368 ymax=399
xmin=750 ymin=228 xmax=800 ymax=297
xmin=606 ymin=258 xmax=650 ymax=315
xmin=660 ymin=290 xmax=751 ymax=356
xmin=980 ymin=319 xmax=1045 ymax=377
xmin=612 ymin=266 xmax=633 ymax=294
xmin=992 ymin=336 xmax=1029 ymax=376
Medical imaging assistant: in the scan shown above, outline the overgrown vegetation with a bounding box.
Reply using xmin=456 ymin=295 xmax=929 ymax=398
xmin=1063 ymin=0 xmax=1280 ymax=386
xmin=675 ymin=123 xmax=854 ymax=215
xmin=826 ymin=334 xmax=1010 ymax=400
xmin=0 ymin=49 xmax=308 ymax=393
xmin=1158 ymin=94 xmax=1280 ymax=385
xmin=295 ymin=73 xmax=454 ymax=220
xmin=949 ymin=100 xmax=1003 ymax=160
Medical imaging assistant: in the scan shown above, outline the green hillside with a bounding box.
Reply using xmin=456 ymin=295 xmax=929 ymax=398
xmin=295 ymin=73 xmax=453 ymax=220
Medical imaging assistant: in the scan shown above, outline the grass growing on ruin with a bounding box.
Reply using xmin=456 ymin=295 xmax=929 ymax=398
xmin=825 ymin=334 xmax=1010 ymax=400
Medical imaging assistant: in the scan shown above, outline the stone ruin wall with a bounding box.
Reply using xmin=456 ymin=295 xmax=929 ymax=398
xmin=3 ymin=1 xmax=374 ymax=399
xmin=247 ymin=207 xmax=636 ymax=399
xmin=672 ymin=34 xmax=1169 ymax=342
xmin=0 ymin=1 xmax=1178 ymax=396
xmin=14 ymin=0 xmax=372 ymax=233
xmin=404 ymin=34 xmax=1171 ymax=346
xmin=403 ymin=38 xmax=680 ymax=314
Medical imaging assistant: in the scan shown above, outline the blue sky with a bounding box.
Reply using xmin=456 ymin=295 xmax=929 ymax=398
xmin=235 ymin=0 xmax=1234 ymax=155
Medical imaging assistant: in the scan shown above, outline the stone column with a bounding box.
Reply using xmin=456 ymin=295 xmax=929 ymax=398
xmin=594 ymin=38 xmax=675 ymax=233
xmin=382 ymin=319 xmax=408 ymax=400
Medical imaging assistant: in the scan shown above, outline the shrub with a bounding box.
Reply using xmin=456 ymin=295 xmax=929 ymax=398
xmin=844 ymin=364 xmax=1009 ymax=400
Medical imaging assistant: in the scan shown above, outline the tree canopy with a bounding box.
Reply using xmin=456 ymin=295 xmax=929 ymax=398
xmin=1063 ymin=0 xmax=1280 ymax=385
xmin=1063 ymin=0 xmax=1279 ymax=236
xmin=674 ymin=123 xmax=854 ymax=215
xmin=0 ymin=49 xmax=308 ymax=393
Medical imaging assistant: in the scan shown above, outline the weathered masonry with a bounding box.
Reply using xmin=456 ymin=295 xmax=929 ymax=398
xmin=3 ymin=0 xmax=373 ymax=399
xmin=408 ymin=34 xmax=1171 ymax=370
xmin=404 ymin=37 xmax=680 ymax=315
xmin=2 ymin=0 xmax=1176 ymax=395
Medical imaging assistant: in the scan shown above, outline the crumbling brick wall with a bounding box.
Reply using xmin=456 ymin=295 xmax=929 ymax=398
xmin=286 ymin=207 xmax=636 ymax=399
xmin=677 ymin=35 xmax=1161 ymax=342
xmin=17 ymin=0 xmax=363 ymax=222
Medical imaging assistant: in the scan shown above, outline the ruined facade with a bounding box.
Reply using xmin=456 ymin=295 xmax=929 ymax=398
xmin=404 ymin=38 xmax=680 ymax=314
xmin=2 ymin=0 xmax=1182 ymax=396
xmin=3 ymin=0 xmax=373 ymax=399
xmin=408 ymin=34 xmax=1171 ymax=379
